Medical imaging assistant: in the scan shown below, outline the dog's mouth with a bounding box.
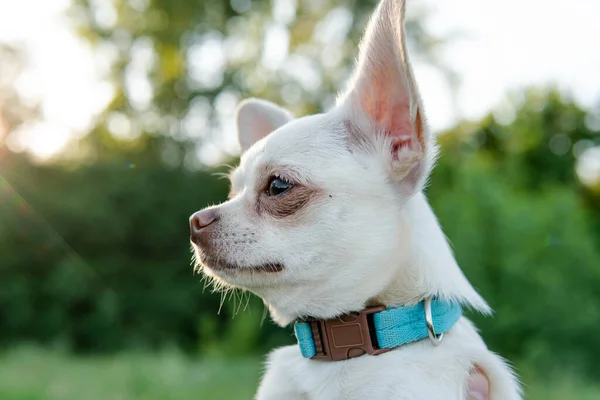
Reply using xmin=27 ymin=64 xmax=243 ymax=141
xmin=200 ymin=255 xmax=284 ymax=273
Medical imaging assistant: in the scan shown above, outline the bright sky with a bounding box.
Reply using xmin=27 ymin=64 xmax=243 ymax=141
xmin=418 ymin=0 xmax=600 ymax=127
xmin=1 ymin=0 xmax=599 ymax=164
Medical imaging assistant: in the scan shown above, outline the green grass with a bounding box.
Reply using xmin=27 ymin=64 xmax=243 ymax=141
xmin=0 ymin=347 xmax=261 ymax=400
xmin=1 ymin=346 xmax=599 ymax=399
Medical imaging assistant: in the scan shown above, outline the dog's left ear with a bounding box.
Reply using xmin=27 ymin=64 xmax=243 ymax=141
xmin=338 ymin=0 xmax=433 ymax=194
xmin=236 ymin=98 xmax=294 ymax=152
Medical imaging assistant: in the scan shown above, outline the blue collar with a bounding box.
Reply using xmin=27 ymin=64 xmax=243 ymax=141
xmin=294 ymin=298 xmax=462 ymax=361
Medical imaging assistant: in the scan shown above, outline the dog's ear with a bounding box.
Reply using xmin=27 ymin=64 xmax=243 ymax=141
xmin=236 ymin=98 xmax=293 ymax=152
xmin=338 ymin=0 xmax=432 ymax=194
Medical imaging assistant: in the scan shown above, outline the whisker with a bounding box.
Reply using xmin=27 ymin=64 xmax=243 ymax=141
xmin=243 ymin=290 xmax=252 ymax=312
xmin=260 ymin=301 xmax=269 ymax=327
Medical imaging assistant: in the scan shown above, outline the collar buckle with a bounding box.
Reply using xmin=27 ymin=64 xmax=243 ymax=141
xmin=306 ymin=305 xmax=392 ymax=361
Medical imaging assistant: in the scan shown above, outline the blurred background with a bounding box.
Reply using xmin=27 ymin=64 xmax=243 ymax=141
xmin=0 ymin=0 xmax=599 ymax=399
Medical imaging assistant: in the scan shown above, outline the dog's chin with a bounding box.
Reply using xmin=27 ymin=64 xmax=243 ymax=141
xmin=199 ymin=255 xmax=284 ymax=275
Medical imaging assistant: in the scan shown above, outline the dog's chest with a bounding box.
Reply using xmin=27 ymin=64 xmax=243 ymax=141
xmin=264 ymin=338 xmax=475 ymax=400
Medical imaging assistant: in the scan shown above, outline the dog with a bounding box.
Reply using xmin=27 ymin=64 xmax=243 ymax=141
xmin=190 ymin=0 xmax=522 ymax=398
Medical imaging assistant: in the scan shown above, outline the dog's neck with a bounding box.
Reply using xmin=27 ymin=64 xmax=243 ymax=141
xmin=259 ymin=193 xmax=490 ymax=326
xmin=370 ymin=193 xmax=489 ymax=311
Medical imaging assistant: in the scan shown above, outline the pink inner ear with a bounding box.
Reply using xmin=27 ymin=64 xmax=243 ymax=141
xmin=358 ymin=67 xmax=417 ymax=158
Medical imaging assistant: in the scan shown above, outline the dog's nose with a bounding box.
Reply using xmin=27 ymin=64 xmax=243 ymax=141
xmin=190 ymin=208 xmax=219 ymax=244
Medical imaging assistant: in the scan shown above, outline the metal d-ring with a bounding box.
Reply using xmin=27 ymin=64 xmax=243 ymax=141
xmin=424 ymin=296 xmax=443 ymax=346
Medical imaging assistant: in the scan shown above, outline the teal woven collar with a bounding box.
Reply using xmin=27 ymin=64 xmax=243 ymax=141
xmin=293 ymin=298 xmax=462 ymax=361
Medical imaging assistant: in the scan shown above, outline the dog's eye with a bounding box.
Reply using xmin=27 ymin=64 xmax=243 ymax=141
xmin=266 ymin=177 xmax=292 ymax=197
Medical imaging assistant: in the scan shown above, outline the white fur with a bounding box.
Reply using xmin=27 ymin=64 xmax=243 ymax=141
xmin=191 ymin=0 xmax=522 ymax=398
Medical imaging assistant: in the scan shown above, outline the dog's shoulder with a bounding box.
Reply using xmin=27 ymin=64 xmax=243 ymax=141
xmin=256 ymin=345 xmax=307 ymax=400
xmin=264 ymin=344 xmax=300 ymax=367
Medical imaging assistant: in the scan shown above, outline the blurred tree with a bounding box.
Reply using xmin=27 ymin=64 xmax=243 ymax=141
xmin=0 ymin=44 xmax=40 ymax=157
xmin=428 ymin=88 xmax=600 ymax=378
xmin=68 ymin=0 xmax=452 ymax=167
xmin=436 ymin=87 xmax=600 ymax=242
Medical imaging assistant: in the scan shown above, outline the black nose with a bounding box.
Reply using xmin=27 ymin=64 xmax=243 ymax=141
xmin=189 ymin=208 xmax=219 ymax=244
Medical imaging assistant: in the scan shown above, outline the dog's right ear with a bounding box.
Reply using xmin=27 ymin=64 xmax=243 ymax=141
xmin=337 ymin=0 xmax=433 ymax=196
xmin=236 ymin=98 xmax=293 ymax=152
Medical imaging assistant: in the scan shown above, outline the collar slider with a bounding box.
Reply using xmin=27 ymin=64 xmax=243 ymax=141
xmin=301 ymin=305 xmax=392 ymax=361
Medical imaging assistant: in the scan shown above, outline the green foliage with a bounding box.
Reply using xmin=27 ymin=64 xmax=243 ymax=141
xmin=430 ymin=161 xmax=600 ymax=374
xmin=428 ymin=88 xmax=600 ymax=378
xmin=0 ymin=154 xmax=285 ymax=353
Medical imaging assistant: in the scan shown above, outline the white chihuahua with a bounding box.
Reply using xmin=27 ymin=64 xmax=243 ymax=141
xmin=190 ymin=0 xmax=522 ymax=398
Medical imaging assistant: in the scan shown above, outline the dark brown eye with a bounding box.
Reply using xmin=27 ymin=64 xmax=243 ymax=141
xmin=266 ymin=177 xmax=292 ymax=197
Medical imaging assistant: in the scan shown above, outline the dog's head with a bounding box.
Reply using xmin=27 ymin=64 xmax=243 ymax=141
xmin=190 ymin=0 xmax=475 ymax=325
